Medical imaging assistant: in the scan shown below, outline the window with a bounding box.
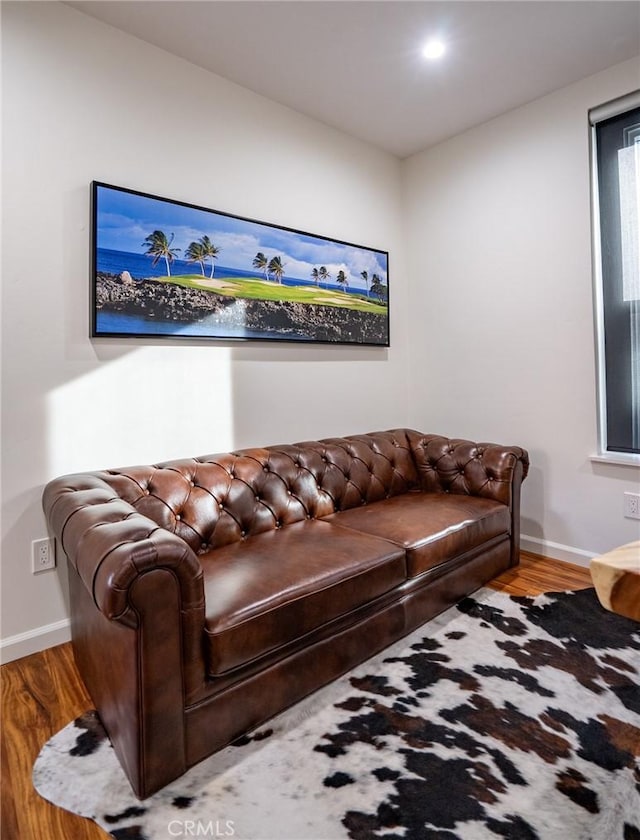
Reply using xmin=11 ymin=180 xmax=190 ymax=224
xmin=590 ymin=90 xmax=640 ymax=462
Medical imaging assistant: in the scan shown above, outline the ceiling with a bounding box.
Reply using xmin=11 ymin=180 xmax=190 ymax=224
xmin=68 ymin=1 xmax=640 ymax=158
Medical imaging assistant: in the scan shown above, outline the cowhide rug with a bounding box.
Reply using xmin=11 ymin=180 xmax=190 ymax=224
xmin=34 ymin=587 xmax=640 ymax=840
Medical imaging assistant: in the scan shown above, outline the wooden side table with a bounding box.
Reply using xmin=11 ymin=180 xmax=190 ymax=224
xmin=590 ymin=540 xmax=640 ymax=622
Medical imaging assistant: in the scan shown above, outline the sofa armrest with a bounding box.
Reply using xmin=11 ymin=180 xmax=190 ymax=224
xmin=406 ymin=432 xmax=529 ymax=504
xmin=406 ymin=432 xmax=529 ymax=566
xmin=44 ymin=473 xmax=210 ymax=796
xmin=44 ymin=474 xmax=205 ymax=619
xmin=43 ymin=473 xmax=206 ymax=692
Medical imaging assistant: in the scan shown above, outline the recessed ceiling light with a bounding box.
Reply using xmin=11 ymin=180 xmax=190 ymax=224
xmin=422 ymin=40 xmax=446 ymax=61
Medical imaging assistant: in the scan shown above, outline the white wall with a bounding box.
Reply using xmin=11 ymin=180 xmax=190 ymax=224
xmin=403 ymin=57 xmax=640 ymax=564
xmin=0 ymin=2 xmax=408 ymax=660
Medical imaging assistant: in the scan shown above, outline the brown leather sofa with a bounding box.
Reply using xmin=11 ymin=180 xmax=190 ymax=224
xmin=43 ymin=429 xmax=529 ymax=798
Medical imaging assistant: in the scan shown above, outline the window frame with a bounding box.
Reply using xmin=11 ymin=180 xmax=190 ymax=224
xmin=590 ymin=89 xmax=640 ymax=467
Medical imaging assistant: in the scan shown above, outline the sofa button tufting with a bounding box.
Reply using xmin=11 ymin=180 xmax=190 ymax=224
xmin=175 ymin=514 xmax=181 ymax=521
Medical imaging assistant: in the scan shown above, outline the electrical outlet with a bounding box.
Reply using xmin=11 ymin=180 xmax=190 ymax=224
xmin=623 ymin=492 xmax=640 ymax=520
xmin=32 ymin=537 xmax=56 ymax=573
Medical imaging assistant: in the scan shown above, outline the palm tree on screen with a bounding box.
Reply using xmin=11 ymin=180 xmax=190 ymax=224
xmin=200 ymin=236 xmax=220 ymax=278
xmin=311 ymin=267 xmax=320 ymax=286
xmin=268 ymin=255 xmax=285 ymax=284
xmin=143 ymin=230 xmax=180 ymax=276
xmin=360 ymin=270 xmax=370 ymax=297
xmin=371 ymin=274 xmax=388 ymax=302
xmin=253 ymin=252 xmax=269 ymax=282
xmin=185 ymin=240 xmax=207 ymax=276
xmin=318 ymin=266 xmax=330 ymax=289
xmin=336 ymin=269 xmax=348 ymax=290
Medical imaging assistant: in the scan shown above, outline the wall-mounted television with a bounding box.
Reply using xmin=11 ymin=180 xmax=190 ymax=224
xmin=91 ymin=182 xmax=390 ymax=346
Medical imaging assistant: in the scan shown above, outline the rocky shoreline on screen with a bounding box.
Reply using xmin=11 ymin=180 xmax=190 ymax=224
xmin=96 ymin=273 xmax=227 ymax=320
xmin=95 ymin=273 xmax=386 ymax=343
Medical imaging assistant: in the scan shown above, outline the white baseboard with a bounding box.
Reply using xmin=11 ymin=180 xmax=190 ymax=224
xmin=521 ymin=534 xmax=596 ymax=568
xmin=0 ymin=618 xmax=71 ymax=665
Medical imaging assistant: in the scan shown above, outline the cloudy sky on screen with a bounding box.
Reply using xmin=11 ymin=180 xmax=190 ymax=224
xmin=96 ymin=185 xmax=388 ymax=288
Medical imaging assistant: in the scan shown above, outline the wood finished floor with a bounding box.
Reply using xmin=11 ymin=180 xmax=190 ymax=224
xmin=1 ymin=552 xmax=592 ymax=840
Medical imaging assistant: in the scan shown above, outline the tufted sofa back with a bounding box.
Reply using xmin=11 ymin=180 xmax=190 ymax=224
xmin=98 ymin=430 xmax=419 ymax=555
xmin=96 ymin=429 xmax=529 ymax=556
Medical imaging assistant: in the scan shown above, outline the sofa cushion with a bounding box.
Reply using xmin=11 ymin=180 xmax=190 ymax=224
xmin=325 ymin=492 xmax=510 ymax=578
xmin=200 ymin=519 xmax=406 ymax=676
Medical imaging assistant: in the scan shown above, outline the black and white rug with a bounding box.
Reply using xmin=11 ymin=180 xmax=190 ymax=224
xmin=34 ymin=587 xmax=640 ymax=840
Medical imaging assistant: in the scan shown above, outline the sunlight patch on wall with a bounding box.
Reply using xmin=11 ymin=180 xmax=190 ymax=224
xmin=46 ymin=345 xmax=234 ymax=476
